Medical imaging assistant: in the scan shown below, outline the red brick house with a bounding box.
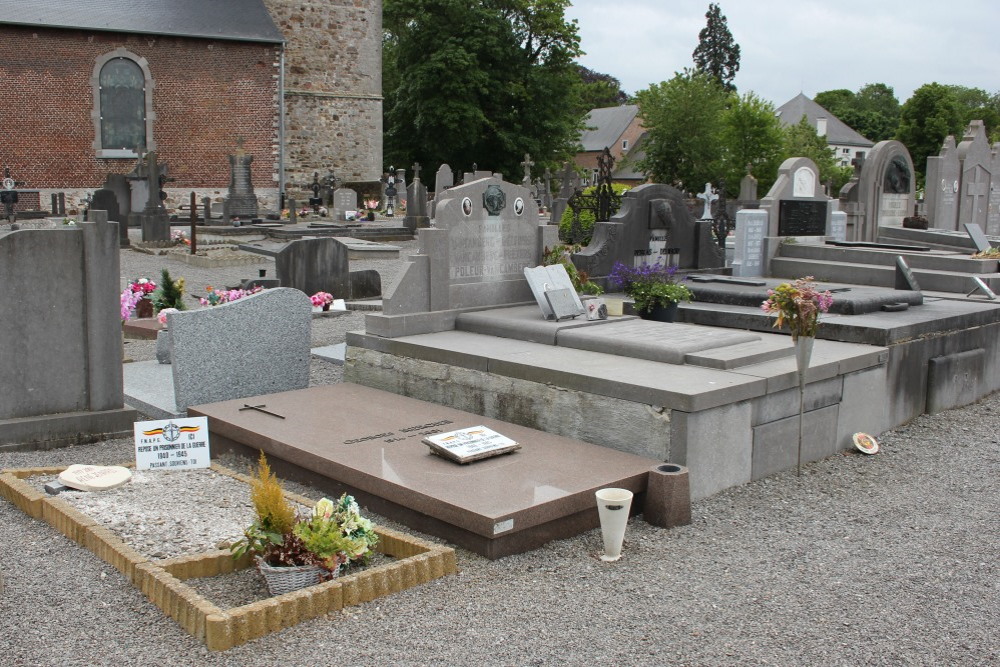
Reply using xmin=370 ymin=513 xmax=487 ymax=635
xmin=574 ymin=104 xmax=648 ymax=186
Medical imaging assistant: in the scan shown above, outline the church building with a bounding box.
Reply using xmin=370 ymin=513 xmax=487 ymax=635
xmin=0 ymin=0 xmax=382 ymax=211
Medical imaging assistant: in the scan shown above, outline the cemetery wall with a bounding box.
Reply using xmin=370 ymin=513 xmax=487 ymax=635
xmin=265 ymin=0 xmax=383 ymax=184
xmin=0 ymin=25 xmax=279 ymax=190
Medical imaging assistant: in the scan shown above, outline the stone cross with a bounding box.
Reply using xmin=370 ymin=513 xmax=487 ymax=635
xmin=966 ymin=170 xmax=989 ymax=213
xmin=521 ymin=153 xmax=534 ymax=186
xmin=412 ymin=162 xmax=422 ymax=182
xmin=696 ymin=182 xmax=718 ymax=220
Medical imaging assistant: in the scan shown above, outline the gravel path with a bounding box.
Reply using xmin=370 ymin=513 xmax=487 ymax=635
xmin=0 ymin=228 xmax=997 ymax=665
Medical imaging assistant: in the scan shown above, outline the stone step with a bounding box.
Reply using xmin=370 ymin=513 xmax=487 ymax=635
xmin=779 ymin=241 xmax=997 ymax=273
xmin=770 ymin=255 xmax=1000 ymax=293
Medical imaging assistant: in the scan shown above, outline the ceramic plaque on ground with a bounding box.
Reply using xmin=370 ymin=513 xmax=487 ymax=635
xmin=58 ymin=464 xmax=132 ymax=492
xmin=523 ymin=264 xmax=584 ymax=319
xmin=964 ymin=223 xmax=992 ymax=253
xmin=134 ymin=416 xmax=211 ymax=470
xmin=423 ymin=425 xmax=521 ymax=463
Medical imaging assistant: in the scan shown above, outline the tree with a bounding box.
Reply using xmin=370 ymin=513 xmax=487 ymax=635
xmin=636 ymin=69 xmax=729 ymax=190
xmin=781 ymin=116 xmax=852 ymax=193
xmin=382 ymin=0 xmax=583 ymax=179
xmin=719 ymin=92 xmax=784 ymax=195
xmin=813 ymin=89 xmax=855 ymax=118
xmin=692 ymin=3 xmax=740 ymax=91
xmin=575 ymin=65 xmax=629 ymax=116
xmin=897 ymin=83 xmax=963 ymax=180
xmin=945 ymin=85 xmax=1000 ymax=139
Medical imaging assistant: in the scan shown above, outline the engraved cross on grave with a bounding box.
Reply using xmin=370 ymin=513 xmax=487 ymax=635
xmin=696 ymin=183 xmax=718 ymax=220
xmin=965 ymin=168 xmax=989 ymax=225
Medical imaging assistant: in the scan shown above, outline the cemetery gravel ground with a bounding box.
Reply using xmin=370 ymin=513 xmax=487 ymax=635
xmin=0 ymin=232 xmax=997 ymax=665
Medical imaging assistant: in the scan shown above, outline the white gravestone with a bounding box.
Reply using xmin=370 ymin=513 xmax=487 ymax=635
xmin=732 ymin=209 xmax=768 ymax=277
xmin=58 ymin=464 xmax=132 ymax=492
xmin=829 ymin=211 xmax=848 ymax=242
xmin=793 ymin=167 xmax=816 ymax=198
xmin=696 ymin=183 xmax=718 ymax=219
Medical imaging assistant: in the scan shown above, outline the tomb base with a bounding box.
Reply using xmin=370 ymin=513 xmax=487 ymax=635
xmin=0 ymin=407 xmax=137 ymax=452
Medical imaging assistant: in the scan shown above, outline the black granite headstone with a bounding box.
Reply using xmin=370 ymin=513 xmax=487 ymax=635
xmin=778 ymin=200 xmax=827 ymax=236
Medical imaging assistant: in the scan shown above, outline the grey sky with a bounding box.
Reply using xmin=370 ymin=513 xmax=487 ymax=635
xmin=565 ymin=0 xmax=1000 ymax=106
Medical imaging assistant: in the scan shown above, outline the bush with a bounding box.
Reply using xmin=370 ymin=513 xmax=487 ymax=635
xmin=558 ymin=183 xmax=631 ymax=245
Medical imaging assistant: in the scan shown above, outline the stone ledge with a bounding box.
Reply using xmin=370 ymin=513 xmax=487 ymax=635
xmin=0 ymin=462 xmax=457 ymax=651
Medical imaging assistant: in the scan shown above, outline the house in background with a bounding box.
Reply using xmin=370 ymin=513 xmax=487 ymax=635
xmin=775 ymin=93 xmax=874 ymax=167
xmin=574 ymin=105 xmax=647 ymax=186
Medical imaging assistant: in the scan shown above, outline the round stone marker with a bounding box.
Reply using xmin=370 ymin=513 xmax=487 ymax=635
xmin=57 ymin=464 xmax=133 ymax=492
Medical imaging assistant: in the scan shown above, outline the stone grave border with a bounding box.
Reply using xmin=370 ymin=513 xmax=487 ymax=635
xmin=0 ymin=462 xmax=457 ymax=651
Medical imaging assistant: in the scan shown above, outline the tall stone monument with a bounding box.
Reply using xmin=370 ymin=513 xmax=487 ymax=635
xmin=134 ymin=151 xmax=170 ymax=242
xmin=222 ymin=139 xmax=259 ymax=222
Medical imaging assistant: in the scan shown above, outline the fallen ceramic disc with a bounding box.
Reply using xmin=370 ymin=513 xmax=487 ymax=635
xmin=58 ymin=464 xmax=133 ymax=492
xmin=852 ymin=432 xmax=879 ymax=455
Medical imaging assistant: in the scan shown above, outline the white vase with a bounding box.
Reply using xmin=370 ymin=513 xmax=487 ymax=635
xmin=595 ymin=488 xmax=633 ymax=562
xmin=794 ymin=335 xmax=815 ymax=387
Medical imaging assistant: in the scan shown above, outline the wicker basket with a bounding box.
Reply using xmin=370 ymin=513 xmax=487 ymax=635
xmin=257 ymin=559 xmax=325 ymax=596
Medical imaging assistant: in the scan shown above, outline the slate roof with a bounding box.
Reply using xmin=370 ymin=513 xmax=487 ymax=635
xmin=775 ymin=93 xmax=873 ymax=147
xmin=0 ymin=0 xmax=284 ymax=43
xmin=579 ymin=105 xmax=640 ymax=152
xmin=613 ymin=132 xmax=648 ymax=181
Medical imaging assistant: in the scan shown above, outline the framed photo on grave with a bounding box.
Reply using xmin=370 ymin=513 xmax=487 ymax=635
xmin=778 ymin=200 xmax=827 ymax=236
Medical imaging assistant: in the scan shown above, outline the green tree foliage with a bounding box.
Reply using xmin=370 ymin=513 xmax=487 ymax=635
xmin=813 ymin=89 xmax=855 ymax=117
xmin=814 ymin=84 xmax=900 ymax=142
xmin=945 ymin=85 xmax=1000 ymax=140
xmin=575 ymin=65 xmax=629 ymax=116
xmin=719 ymin=92 xmax=784 ymax=195
xmin=636 ymin=69 xmax=729 ymax=191
xmin=382 ymin=0 xmax=582 ymax=178
xmin=692 ymin=3 xmax=741 ymax=91
xmin=781 ymin=116 xmax=852 ymax=193
xmin=897 ymin=83 xmax=963 ymax=179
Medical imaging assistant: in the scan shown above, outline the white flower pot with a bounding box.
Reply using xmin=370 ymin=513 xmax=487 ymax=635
xmin=595 ymin=487 xmax=633 ymax=562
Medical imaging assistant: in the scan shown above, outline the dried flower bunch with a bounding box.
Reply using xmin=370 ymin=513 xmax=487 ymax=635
xmin=760 ymin=276 xmax=833 ymax=339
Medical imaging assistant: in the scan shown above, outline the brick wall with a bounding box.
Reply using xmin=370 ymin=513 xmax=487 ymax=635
xmin=0 ymin=26 xmax=280 ymax=190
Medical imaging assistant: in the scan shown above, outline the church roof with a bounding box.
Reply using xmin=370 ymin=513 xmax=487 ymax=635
xmin=0 ymin=0 xmax=284 ymax=43
xmin=579 ymin=105 xmax=640 ymax=152
xmin=775 ymin=93 xmax=873 ymax=147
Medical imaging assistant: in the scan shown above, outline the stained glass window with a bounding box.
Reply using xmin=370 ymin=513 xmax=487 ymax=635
xmin=99 ymin=58 xmax=146 ymax=152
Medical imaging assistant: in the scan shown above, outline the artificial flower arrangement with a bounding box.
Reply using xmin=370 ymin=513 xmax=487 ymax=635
xmin=760 ymin=276 xmax=833 ymax=339
xmin=232 ymin=453 xmax=378 ymax=583
xmin=170 ymin=229 xmax=190 ymax=246
xmin=310 ymin=291 xmax=334 ymax=309
xmin=157 ymin=307 xmax=179 ymax=326
xmin=199 ymin=285 xmax=263 ymax=307
xmin=128 ymin=277 xmax=157 ymax=296
xmin=608 ymin=260 xmax=693 ymax=313
xmin=120 ymin=288 xmax=143 ymax=322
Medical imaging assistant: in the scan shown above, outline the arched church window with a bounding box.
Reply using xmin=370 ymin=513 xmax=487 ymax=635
xmin=91 ymin=49 xmax=156 ymax=158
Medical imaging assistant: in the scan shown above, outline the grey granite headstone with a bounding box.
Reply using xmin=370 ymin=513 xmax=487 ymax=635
xmin=957 ymin=121 xmax=992 ymax=231
xmin=988 ymin=148 xmax=1000 ymax=236
xmin=524 ymin=264 xmax=584 ymax=320
xmin=167 ymin=288 xmax=311 ymax=411
xmin=276 ymin=237 xmax=351 ymax=298
xmin=91 ymin=189 xmax=126 ymax=247
xmin=894 ymin=256 xmax=921 ymax=292
xmin=104 ymin=173 xmax=132 ymax=220
xmin=732 ymin=209 xmax=768 ymax=277
xmin=404 ymin=180 xmax=430 ymax=231
xmin=223 ymin=150 xmax=258 ymax=220
xmin=333 ymin=188 xmax=358 ymax=221
xmin=432 ymin=164 xmax=454 ymax=218
xmin=760 ymin=157 xmax=831 ymax=237
xmin=925 ymin=136 xmax=961 ymax=231
xmin=964 ymin=222 xmax=992 ymax=253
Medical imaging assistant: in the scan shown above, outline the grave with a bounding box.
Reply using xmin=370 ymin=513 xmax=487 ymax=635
xmin=344 ymin=177 xmax=891 ymax=499
xmin=89 ymin=188 xmax=127 ymax=247
xmin=431 ymin=163 xmax=453 ymax=218
xmin=760 ymin=157 xmax=831 ymax=238
xmin=925 ymin=121 xmax=1000 ymax=233
xmin=122 ymin=287 xmax=311 ymax=417
xmin=222 ymin=140 xmax=259 ymax=221
xmin=270 ymin=237 xmax=382 ymax=300
xmin=839 ymin=141 xmax=916 ymax=242
xmin=132 ymin=151 xmax=170 ymax=242
xmin=571 ymin=183 xmax=725 ymax=284
xmin=190 ymin=383 xmax=662 ymax=559
xmin=333 ymin=187 xmax=358 ymax=221
xmin=0 ymin=210 xmax=136 ymax=449
xmin=404 ymin=163 xmax=430 ymax=232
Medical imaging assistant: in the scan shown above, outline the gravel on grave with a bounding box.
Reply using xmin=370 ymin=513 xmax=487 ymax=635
xmin=2 ymin=394 xmax=998 ymax=665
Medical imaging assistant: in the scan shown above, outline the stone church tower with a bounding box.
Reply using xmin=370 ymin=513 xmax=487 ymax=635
xmin=265 ymin=0 xmax=383 ymax=188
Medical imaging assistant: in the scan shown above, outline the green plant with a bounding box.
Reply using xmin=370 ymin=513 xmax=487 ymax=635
xmin=542 ymin=244 xmax=603 ymax=295
xmin=231 ymin=454 xmax=378 ymax=576
xmin=151 ymin=269 xmax=186 ymax=311
xmin=609 ymin=261 xmax=693 ymax=313
xmin=558 ymin=183 xmax=631 ymax=245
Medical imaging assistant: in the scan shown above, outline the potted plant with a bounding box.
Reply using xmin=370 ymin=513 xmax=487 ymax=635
xmin=608 ymin=261 xmax=693 ymax=321
xmin=232 ymin=453 xmax=379 ymax=596
xmin=310 ymin=291 xmax=334 ymax=311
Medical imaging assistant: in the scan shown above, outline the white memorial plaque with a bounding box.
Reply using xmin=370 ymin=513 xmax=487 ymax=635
xmin=58 ymin=464 xmax=132 ymax=492
xmin=134 ymin=417 xmax=211 ymax=470
xmin=793 ymin=167 xmax=816 ymax=198
xmin=423 ymin=425 xmax=520 ymax=464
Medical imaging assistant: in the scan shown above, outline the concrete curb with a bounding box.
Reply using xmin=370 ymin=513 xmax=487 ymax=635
xmin=0 ymin=462 xmax=458 ymax=651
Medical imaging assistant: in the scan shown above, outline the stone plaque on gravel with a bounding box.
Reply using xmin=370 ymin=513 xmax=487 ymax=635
xmin=57 ymin=464 xmax=132 ymax=492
